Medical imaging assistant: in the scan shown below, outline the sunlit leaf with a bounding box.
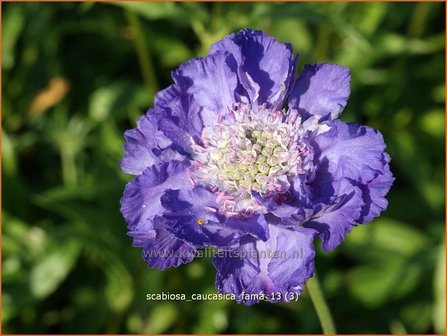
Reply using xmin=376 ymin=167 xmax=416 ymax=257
xmin=144 ymin=303 xmax=178 ymax=334
xmin=434 ymin=241 xmax=446 ymax=334
xmin=109 ymin=2 xmax=207 ymax=26
xmin=345 ymin=218 xmax=428 ymax=257
xmin=2 ymin=5 xmax=25 ymax=70
xmin=30 ymin=240 xmax=81 ymax=299
xmin=400 ymin=301 xmax=434 ymax=333
xmin=419 ymin=109 xmax=445 ymax=138
xmin=349 ymin=256 xmax=423 ymax=308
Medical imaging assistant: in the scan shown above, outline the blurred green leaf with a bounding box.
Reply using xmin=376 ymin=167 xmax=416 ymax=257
xmin=432 ymin=84 xmax=445 ymax=104
xmin=434 ymin=241 xmax=446 ymax=334
xmin=112 ymin=2 xmax=181 ymax=20
xmin=2 ymin=130 xmax=17 ymax=176
xmin=389 ymin=319 xmax=408 ymax=334
xmin=419 ymin=180 xmax=445 ymax=211
xmin=30 ymin=240 xmax=81 ymax=299
xmin=193 ymin=299 xmax=229 ymax=334
xmin=2 ymin=5 xmax=25 ymax=70
xmin=110 ymin=2 xmax=207 ymax=26
xmin=89 ymin=81 xmax=148 ymax=123
xmin=104 ymin=256 xmax=134 ymax=312
xmin=145 ymin=303 xmax=178 ymax=333
xmin=349 ymin=256 xmax=423 ymax=307
xmin=355 ymin=2 xmax=387 ymax=36
xmin=377 ymin=33 xmax=445 ymax=56
xmin=322 ymin=270 xmax=344 ymax=297
xmin=400 ymin=301 xmax=434 ymax=333
xmin=270 ymin=19 xmax=312 ymax=55
xmin=152 ymin=35 xmax=193 ymax=67
xmin=419 ymin=109 xmax=445 ymax=138
xmin=3 ymin=213 xmax=46 ymax=257
xmin=345 ymin=218 xmax=428 ymax=257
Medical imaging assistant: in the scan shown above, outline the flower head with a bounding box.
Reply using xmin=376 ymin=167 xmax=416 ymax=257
xmin=120 ymin=29 xmax=394 ymax=305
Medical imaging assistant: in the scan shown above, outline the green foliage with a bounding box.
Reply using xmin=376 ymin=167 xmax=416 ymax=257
xmin=2 ymin=2 xmax=445 ymax=334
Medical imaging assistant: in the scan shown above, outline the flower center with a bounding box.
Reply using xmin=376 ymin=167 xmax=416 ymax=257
xmin=191 ymin=103 xmax=307 ymax=213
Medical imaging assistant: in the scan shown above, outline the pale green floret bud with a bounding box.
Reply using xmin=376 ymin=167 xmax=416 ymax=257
xmin=243 ymin=173 xmax=253 ymax=184
xmin=267 ymin=156 xmax=278 ymax=166
xmin=248 ymin=164 xmax=259 ymax=174
xmin=261 ymin=130 xmax=271 ymax=140
xmin=261 ymin=147 xmax=273 ymax=157
xmin=255 ymin=174 xmax=268 ymax=185
xmin=258 ymin=163 xmax=270 ymax=174
xmin=252 ymin=130 xmax=261 ymax=139
xmin=257 ymin=155 xmax=267 ymax=164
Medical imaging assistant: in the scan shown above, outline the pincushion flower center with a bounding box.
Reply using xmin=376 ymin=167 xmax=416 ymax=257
xmin=204 ymin=122 xmax=295 ymax=193
xmin=191 ymin=103 xmax=304 ymax=211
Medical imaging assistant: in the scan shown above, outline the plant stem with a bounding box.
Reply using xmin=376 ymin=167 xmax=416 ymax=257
xmin=125 ymin=9 xmax=159 ymax=98
xmin=61 ymin=149 xmax=77 ymax=186
xmin=407 ymin=2 xmax=432 ymax=38
xmin=307 ymin=273 xmax=336 ymax=335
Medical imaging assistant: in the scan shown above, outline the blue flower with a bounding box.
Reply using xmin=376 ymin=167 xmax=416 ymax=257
xmin=120 ymin=29 xmax=394 ymax=305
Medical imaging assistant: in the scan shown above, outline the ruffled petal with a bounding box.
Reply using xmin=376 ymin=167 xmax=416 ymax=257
xmin=160 ymin=187 xmax=222 ymax=246
xmin=213 ymin=224 xmax=315 ymax=305
xmin=210 ymin=29 xmax=295 ymax=107
xmin=307 ymin=121 xmax=394 ymax=250
xmin=312 ymin=120 xmax=388 ymax=186
xmin=289 ymin=63 xmax=350 ymax=120
xmin=155 ymin=84 xmax=204 ymax=146
xmin=121 ymin=112 xmax=180 ymax=175
xmin=223 ymin=214 xmax=269 ymax=242
xmin=358 ymin=153 xmax=395 ymax=223
xmin=142 ymin=226 xmax=197 ymax=269
xmin=305 ymin=179 xmax=364 ymax=251
xmin=172 ymin=51 xmax=238 ymax=125
xmin=120 ymin=161 xmax=194 ymax=238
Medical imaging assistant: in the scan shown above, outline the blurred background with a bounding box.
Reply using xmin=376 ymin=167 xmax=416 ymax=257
xmin=2 ymin=2 xmax=445 ymax=334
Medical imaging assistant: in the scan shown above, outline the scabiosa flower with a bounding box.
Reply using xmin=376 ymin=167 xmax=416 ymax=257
xmin=120 ymin=29 xmax=394 ymax=305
